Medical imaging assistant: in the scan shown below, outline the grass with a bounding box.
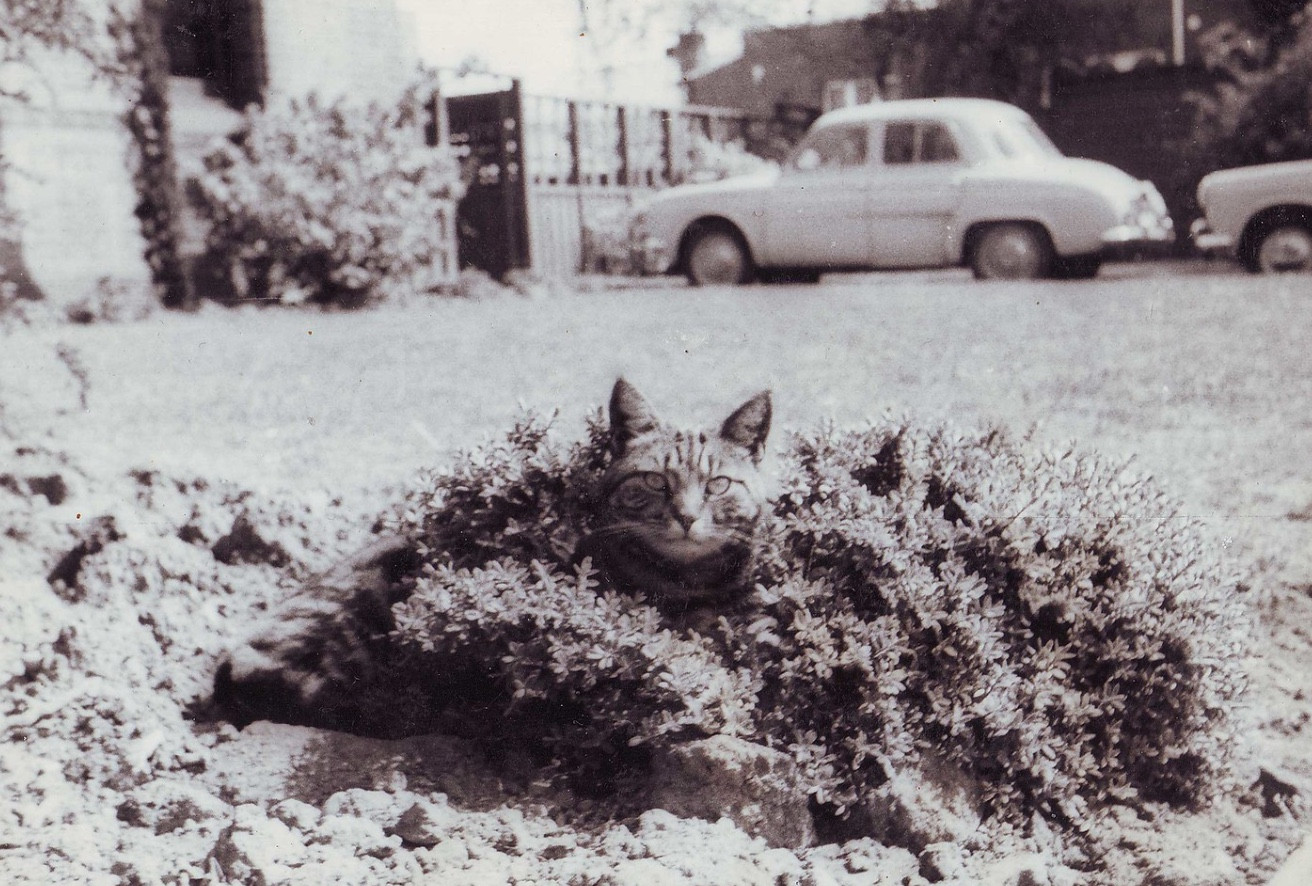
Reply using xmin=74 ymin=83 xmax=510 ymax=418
xmin=6 ymin=262 xmax=1312 ymax=581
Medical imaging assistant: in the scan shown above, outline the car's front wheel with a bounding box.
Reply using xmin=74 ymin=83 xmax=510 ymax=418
xmin=685 ymin=226 xmax=752 ymax=286
xmin=969 ymin=223 xmax=1053 ymax=281
xmin=1254 ymin=223 xmax=1312 ymax=273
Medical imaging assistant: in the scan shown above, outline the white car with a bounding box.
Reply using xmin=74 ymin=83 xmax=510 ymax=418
xmin=631 ymin=98 xmax=1174 ymax=285
xmin=1192 ymin=159 xmax=1312 ymax=273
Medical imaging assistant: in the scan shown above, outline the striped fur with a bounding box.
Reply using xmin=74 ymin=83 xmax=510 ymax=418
xmin=579 ymin=379 xmax=772 ymax=608
xmin=212 ymin=380 xmax=773 ymax=728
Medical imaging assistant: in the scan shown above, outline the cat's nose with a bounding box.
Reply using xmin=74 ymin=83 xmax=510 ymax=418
xmin=673 ymin=511 xmax=697 ymax=534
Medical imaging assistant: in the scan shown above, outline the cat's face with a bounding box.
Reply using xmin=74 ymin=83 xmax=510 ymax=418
xmin=585 ymin=378 xmax=772 ymax=604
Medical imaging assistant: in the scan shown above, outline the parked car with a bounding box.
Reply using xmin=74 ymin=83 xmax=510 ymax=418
xmin=1192 ymin=159 xmax=1312 ymax=273
xmin=630 ymin=98 xmax=1174 ymax=285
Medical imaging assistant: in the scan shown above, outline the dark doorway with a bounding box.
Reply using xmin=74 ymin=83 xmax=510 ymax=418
xmin=163 ymin=0 xmax=266 ymax=108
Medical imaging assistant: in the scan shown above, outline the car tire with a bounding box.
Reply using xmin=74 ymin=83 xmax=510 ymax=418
xmin=1254 ymin=223 xmax=1312 ymax=273
xmin=969 ymin=223 xmax=1053 ymax=281
xmin=1052 ymin=255 xmax=1103 ymax=280
xmin=685 ymin=227 xmax=752 ymax=286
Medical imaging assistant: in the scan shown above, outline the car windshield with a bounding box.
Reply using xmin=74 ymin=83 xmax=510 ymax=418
xmin=990 ymin=117 xmax=1064 ymax=160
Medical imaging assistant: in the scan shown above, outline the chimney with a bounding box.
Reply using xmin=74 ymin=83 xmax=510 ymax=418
xmin=668 ymin=30 xmax=707 ymax=76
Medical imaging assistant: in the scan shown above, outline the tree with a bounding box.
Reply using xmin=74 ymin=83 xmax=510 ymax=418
xmin=871 ymin=0 xmax=1153 ymax=109
xmin=1190 ymin=10 xmax=1312 ymax=169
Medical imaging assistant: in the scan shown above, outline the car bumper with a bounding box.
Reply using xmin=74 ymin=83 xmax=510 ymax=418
xmin=1099 ymin=220 xmax=1175 ymax=259
xmin=1189 ymin=218 xmax=1235 ymax=256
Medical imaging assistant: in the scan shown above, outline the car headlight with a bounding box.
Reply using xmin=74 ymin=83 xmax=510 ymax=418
xmin=1125 ymin=187 xmax=1171 ymax=233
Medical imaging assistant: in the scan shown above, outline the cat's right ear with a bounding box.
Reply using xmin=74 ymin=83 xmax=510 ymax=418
xmin=609 ymin=378 xmax=660 ymax=453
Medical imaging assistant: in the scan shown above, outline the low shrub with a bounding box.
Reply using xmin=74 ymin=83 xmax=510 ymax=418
xmin=189 ymin=84 xmax=464 ymax=308
xmin=387 ymin=412 xmax=1249 ymax=828
xmin=581 ymin=203 xmax=642 ymax=276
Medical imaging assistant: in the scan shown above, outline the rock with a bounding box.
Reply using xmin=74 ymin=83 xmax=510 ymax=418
xmin=858 ymin=751 xmax=983 ymax=852
xmin=208 ymin=804 xmax=308 ymax=883
xmin=201 ymin=721 xmax=503 ymax=808
xmin=388 ymin=800 xmax=454 ymax=848
xmin=311 ymin=813 xmax=400 ymax=858
xmin=270 ymin=798 xmax=321 ymax=832
xmin=649 ymin=734 xmax=815 ymax=848
xmin=118 ymin=778 xmax=231 ymax=835
xmin=981 ymin=852 xmax=1050 ymax=886
xmin=211 ymin=514 xmax=291 ymax=567
xmin=25 ymin=474 xmax=69 ymax=505
xmin=1270 ymin=832 xmax=1312 ymax=886
xmin=919 ymin=842 xmax=966 ymax=883
xmin=321 ymin=789 xmax=402 ymax=828
xmin=46 ymin=514 xmax=123 ymax=594
xmin=606 ymin=858 xmax=685 ymax=885
xmin=1255 ymin=766 xmax=1301 ymax=817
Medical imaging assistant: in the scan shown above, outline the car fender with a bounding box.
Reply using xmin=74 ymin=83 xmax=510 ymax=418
xmin=638 ymin=173 xmax=775 ymax=271
xmin=954 ymin=173 xmax=1121 ymax=259
xmin=1198 ymin=160 xmax=1312 ymax=242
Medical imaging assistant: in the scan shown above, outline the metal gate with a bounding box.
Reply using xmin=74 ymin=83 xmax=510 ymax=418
xmin=438 ymin=79 xmax=803 ymax=279
xmin=444 ymin=82 xmax=531 ymax=278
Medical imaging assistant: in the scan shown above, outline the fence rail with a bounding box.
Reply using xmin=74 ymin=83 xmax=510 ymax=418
xmin=438 ymin=79 xmax=809 ymax=278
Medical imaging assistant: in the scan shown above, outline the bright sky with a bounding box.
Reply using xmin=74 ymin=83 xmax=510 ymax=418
xmin=395 ymin=0 xmax=877 ymax=105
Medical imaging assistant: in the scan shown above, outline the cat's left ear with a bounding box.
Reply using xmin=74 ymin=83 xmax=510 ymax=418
xmin=720 ymin=391 xmax=772 ymax=461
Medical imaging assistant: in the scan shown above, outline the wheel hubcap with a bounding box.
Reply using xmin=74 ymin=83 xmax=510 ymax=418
xmin=689 ymin=234 xmax=745 ymax=285
xmin=1258 ymin=226 xmax=1312 ymax=273
xmin=979 ymin=228 xmax=1044 ymax=279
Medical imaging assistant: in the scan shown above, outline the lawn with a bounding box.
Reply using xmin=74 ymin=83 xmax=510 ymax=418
xmin=9 ymin=262 xmax=1312 ymax=571
xmin=4 ymin=261 xmax=1312 ymax=884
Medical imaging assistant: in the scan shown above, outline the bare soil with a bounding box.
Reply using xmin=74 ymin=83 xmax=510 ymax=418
xmin=3 ymin=271 xmax=1311 ymax=884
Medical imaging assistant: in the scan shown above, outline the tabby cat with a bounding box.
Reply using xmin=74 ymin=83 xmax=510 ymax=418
xmin=212 ymin=379 xmax=773 ymax=730
xmin=581 ymin=378 xmax=772 ymax=609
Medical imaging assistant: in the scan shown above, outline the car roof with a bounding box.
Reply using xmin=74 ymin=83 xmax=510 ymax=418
xmin=812 ymin=97 xmax=1029 ymax=129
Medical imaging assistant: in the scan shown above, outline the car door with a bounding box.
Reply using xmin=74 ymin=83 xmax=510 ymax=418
xmin=867 ymin=119 xmax=967 ymax=268
xmin=761 ymin=122 xmax=874 ymax=268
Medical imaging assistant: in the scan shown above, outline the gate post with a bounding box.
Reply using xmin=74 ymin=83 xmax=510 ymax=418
xmin=501 ymin=79 xmax=531 ymax=273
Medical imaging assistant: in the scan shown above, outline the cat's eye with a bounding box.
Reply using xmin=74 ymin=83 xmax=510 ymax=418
xmin=705 ymin=476 xmax=734 ymax=496
xmin=639 ymin=472 xmax=669 ymax=492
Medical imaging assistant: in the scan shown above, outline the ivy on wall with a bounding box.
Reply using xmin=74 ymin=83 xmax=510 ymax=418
xmin=112 ymin=0 xmax=193 ymax=310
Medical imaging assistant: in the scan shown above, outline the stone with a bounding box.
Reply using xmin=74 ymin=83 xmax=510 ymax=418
xmin=649 ymin=735 xmax=815 ymax=848
xmin=982 ymin=852 xmax=1050 ymax=886
xmin=211 ymin=514 xmax=291 ymax=567
xmin=270 ymin=798 xmax=321 ymax=832
xmin=919 ymin=842 xmax=966 ymax=883
xmin=1255 ymin=766 xmax=1301 ymax=818
xmin=858 ymin=751 xmax=983 ymax=852
xmin=388 ymin=801 xmax=453 ymax=848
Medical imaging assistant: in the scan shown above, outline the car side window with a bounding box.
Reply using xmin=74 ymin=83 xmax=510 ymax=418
xmin=920 ymin=122 xmax=960 ymax=162
xmin=883 ymin=120 xmax=961 ymax=164
xmin=791 ymin=124 xmax=869 ymax=172
xmin=883 ymin=122 xmax=916 ymax=164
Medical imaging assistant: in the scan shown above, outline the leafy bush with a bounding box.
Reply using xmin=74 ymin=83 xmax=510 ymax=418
xmin=386 ymin=412 xmax=1249 ymax=827
xmin=1189 ymin=13 xmax=1312 ymax=171
xmin=190 ymin=86 xmax=465 ymax=307
xmin=581 ymin=202 xmax=642 ymax=275
xmin=676 ymin=135 xmax=778 ymax=185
